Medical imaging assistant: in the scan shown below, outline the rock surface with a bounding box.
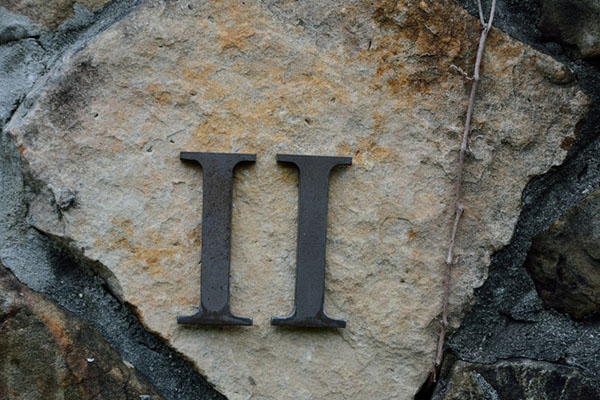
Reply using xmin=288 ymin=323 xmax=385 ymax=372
xmin=0 ymin=262 xmax=162 ymax=399
xmin=539 ymin=0 xmax=600 ymax=60
xmin=4 ymin=0 xmax=588 ymax=398
xmin=0 ymin=3 xmax=225 ymax=399
xmin=0 ymin=9 xmax=46 ymax=125
xmin=526 ymin=189 xmax=600 ymax=320
xmin=433 ymin=358 xmax=600 ymax=400
xmin=2 ymin=0 xmax=112 ymax=30
xmin=444 ymin=0 xmax=600 ymax=398
xmin=0 ymin=2 xmax=139 ymax=124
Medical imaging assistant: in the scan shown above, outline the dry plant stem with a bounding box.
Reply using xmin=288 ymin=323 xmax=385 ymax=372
xmin=432 ymin=0 xmax=497 ymax=381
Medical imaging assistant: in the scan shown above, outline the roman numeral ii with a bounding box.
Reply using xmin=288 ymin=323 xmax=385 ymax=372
xmin=177 ymin=152 xmax=351 ymax=328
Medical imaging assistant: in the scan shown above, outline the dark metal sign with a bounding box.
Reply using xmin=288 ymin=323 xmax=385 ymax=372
xmin=177 ymin=152 xmax=351 ymax=328
xmin=271 ymin=154 xmax=351 ymax=328
xmin=177 ymin=152 xmax=255 ymax=326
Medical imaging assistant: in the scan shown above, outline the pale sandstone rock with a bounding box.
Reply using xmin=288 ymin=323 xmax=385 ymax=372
xmin=5 ymin=0 xmax=588 ymax=398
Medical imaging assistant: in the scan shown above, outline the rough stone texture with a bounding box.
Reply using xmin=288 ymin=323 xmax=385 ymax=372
xmin=2 ymin=0 xmax=112 ymax=30
xmin=432 ymin=358 xmax=600 ymax=400
xmin=0 ymin=130 xmax=225 ymax=400
xmin=0 ymin=2 xmax=224 ymax=399
xmin=539 ymin=0 xmax=600 ymax=60
xmin=439 ymin=0 xmax=600 ymax=398
xmin=0 ymin=1 xmax=142 ymax=125
xmin=0 ymin=10 xmax=46 ymax=125
xmin=0 ymin=7 xmax=41 ymax=43
xmin=0 ymin=262 xmax=163 ymax=400
xmin=3 ymin=0 xmax=588 ymax=399
xmin=526 ymin=189 xmax=600 ymax=320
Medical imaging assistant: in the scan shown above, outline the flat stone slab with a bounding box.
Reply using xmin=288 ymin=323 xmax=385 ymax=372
xmin=5 ymin=0 xmax=588 ymax=398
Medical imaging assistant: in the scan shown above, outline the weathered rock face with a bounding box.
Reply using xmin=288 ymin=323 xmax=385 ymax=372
xmin=433 ymin=358 xmax=600 ymax=400
xmin=526 ymin=189 xmax=600 ymax=320
xmin=0 ymin=263 xmax=162 ymax=399
xmin=539 ymin=0 xmax=600 ymax=60
xmin=1 ymin=0 xmax=111 ymax=30
xmin=5 ymin=0 xmax=587 ymax=398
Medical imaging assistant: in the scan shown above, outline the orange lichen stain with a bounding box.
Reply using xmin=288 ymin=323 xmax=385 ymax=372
xmin=486 ymin=34 xmax=523 ymax=79
xmin=117 ymin=238 xmax=135 ymax=253
xmin=358 ymin=135 xmax=391 ymax=161
xmin=94 ymin=218 xmax=137 ymax=253
xmin=114 ymin=218 xmax=134 ymax=237
xmin=98 ymin=222 xmax=183 ymax=276
xmin=113 ymin=107 xmax=137 ymax=127
xmin=337 ymin=143 xmax=353 ymax=156
xmin=146 ymin=83 xmax=188 ymax=106
xmin=218 ymin=25 xmax=256 ymax=52
xmin=191 ymin=116 xmax=239 ymax=147
xmin=373 ymin=112 xmax=387 ymax=132
xmin=338 ymin=132 xmax=393 ymax=167
xmin=366 ymin=0 xmax=483 ymax=97
xmin=372 ymin=146 xmax=392 ymax=161
xmin=486 ymin=29 xmax=521 ymax=60
xmin=386 ymin=77 xmax=401 ymax=95
xmin=138 ymin=247 xmax=178 ymax=269
xmin=186 ymin=224 xmax=202 ymax=247
xmin=181 ymin=63 xmax=215 ymax=85
xmin=138 ymin=169 xmax=164 ymax=196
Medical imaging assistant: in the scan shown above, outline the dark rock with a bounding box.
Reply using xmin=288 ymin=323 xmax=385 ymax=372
xmin=0 ymin=263 xmax=163 ymax=400
xmin=433 ymin=359 xmax=600 ymax=400
xmin=539 ymin=0 xmax=600 ymax=60
xmin=526 ymin=189 xmax=600 ymax=320
xmin=443 ymin=0 xmax=600 ymax=398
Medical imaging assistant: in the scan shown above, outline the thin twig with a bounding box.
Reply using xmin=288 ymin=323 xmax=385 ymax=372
xmin=432 ymin=0 xmax=497 ymax=382
xmin=477 ymin=0 xmax=486 ymax=26
xmin=450 ymin=64 xmax=473 ymax=80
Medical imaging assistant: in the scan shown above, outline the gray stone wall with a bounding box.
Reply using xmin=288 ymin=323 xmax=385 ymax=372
xmin=1 ymin=0 xmax=599 ymax=399
xmin=431 ymin=0 xmax=600 ymax=398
